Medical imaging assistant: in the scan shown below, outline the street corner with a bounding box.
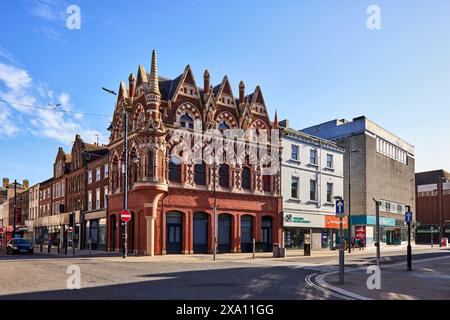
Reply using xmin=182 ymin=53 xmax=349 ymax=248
xmin=315 ymin=255 xmax=450 ymax=300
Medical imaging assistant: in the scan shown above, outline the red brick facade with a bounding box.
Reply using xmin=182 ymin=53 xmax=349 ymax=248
xmin=107 ymin=51 xmax=282 ymax=255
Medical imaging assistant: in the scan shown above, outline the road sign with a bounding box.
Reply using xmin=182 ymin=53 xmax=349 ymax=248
xmin=121 ymin=210 xmax=131 ymax=223
xmin=335 ymin=199 xmax=345 ymax=217
xmin=405 ymin=211 xmax=413 ymax=223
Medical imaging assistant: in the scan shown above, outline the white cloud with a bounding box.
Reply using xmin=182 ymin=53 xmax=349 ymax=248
xmin=27 ymin=0 xmax=71 ymax=42
xmin=0 ymin=60 xmax=108 ymax=145
xmin=0 ymin=102 xmax=19 ymax=138
xmin=0 ymin=46 xmax=16 ymax=64
xmin=0 ymin=63 xmax=32 ymax=91
xmin=28 ymin=0 xmax=67 ymax=23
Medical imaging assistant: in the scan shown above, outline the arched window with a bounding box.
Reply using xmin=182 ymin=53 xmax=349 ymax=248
xmin=147 ymin=150 xmax=154 ymax=178
xmin=169 ymin=158 xmax=181 ymax=183
xmin=218 ymin=121 xmax=230 ymax=131
xmin=180 ymin=113 xmax=194 ymax=129
xmin=219 ymin=164 xmax=230 ymax=188
xmin=242 ymin=166 xmax=251 ymax=190
xmin=194 ymin=163 xmax=206 ymax=185
xmin=112 ymin=161 xmax=119 ymax=192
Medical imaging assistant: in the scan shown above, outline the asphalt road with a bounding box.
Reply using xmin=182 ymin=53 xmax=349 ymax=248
xmin=0 ymin=248 xmax=448 ymax=300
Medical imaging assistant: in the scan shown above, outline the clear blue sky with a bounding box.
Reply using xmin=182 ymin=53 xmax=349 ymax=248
xmin=1 ymin=0 xmax=449 ymax=185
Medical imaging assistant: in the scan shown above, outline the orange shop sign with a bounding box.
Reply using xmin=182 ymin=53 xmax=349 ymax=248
xmin=325 ymin=216 xmax=348 ymax=229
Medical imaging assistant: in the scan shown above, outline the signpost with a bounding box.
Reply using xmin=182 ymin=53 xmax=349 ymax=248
xmin=121 ymin=210 xmax=131 ymax=223
xmin=121 ymin=210 xmax=131 ymax=258
xmin=335 ymin=198 xmax=345 ymax=283
xmin=405 ymin=206 xmax=412 ymax=271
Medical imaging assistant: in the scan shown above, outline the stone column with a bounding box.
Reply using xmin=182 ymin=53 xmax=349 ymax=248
xmin=146 ymin=215 xmax=156 ymax=256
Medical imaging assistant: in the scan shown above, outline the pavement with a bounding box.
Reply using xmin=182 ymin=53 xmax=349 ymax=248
xmin=312 ymin=248 xmax=450 ymax=300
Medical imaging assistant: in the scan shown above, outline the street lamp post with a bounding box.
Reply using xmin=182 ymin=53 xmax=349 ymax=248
xmin=13 ymin=180 xmax=17 ymax=239
xmin=372 ymin=198 xmax=381 ymax=266
xmin=102 ymin=87 xmax=128 ymax=259
xmin=213 ymin=161 xmax=217 ymax=261
xmin=122 ymin=110 xmax=128 ymax=259
xmin=405 ymin=205 xmax=412 ymax=271
xmin=348 ymin=148 xmax=360 ymax=254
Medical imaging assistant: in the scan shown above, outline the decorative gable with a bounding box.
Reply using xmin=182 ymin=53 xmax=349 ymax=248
xmin=215 ymin=76 xmax=237 ymax=109
xmin=172 ymin=65 xmax=201 ymax=102
xmin=249 ymin=86 xmax=268 ymax=116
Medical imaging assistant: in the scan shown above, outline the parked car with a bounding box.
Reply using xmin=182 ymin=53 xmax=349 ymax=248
xmin=6 ymin=238 xmax=34 ymax=255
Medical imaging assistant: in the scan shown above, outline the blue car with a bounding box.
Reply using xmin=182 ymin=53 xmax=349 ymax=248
xmin=6 ymin=238 xmax=34 ymax=255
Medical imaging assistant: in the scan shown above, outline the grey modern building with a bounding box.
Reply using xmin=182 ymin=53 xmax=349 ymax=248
xmin=302 ymin=116 xmax=415 ymax=246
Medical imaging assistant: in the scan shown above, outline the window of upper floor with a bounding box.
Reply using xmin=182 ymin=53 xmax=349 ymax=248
xmin=291 ymin=145 xmax=299 ymax=161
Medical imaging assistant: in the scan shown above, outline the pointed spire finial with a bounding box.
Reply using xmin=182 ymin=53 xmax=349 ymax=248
xmin=148 ymin=49 xmax=160 ymax=96
xmin=273 ymin=110 xmax=278 ymax=129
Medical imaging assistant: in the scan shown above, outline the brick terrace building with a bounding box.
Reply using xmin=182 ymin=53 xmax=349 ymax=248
xmin=85 ymin=149 xmax=109 ymax=250
xmin=107 ymin=51 xmax=282 ymax=255
xmin=32 ymin=135 xmax=108 ymax=249
xmin=416 ymin=169 xmax=450 ymax=244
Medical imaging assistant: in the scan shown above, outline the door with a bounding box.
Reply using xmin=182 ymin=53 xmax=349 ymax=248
xmin=90 ymin=219 xmax=99 ymax=250
xmin=240 ymin=215 xmax=253 ymax=253
xmin=193 ymin=213 xmax=208 ymax=253
xmin=128 ymin=212 xmax=135 ymax=254
xmin=261 ymin=216 xmax=273 ymax=252
xmin=218 ymin=214 xmax=231 ymax=253
xmin=166 ymin=212 xmax=183 ymax=254
xmin=110 ymin=215 xmax=116 ymax=251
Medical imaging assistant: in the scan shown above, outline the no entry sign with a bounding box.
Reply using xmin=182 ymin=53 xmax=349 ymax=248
xmin=121 ymin=210 xmax=131 ymax=223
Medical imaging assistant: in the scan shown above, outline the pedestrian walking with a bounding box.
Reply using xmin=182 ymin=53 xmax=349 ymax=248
xmin=351 ymin=236 xmax=356 ymax=250
xmin=359 ymin=237 xmax=365 ymax=251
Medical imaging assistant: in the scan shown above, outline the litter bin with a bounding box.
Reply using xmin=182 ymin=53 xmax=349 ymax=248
xmin=441 ymin=237 xmax=448 ymax=247
xmin=273 ymin=243 xmax=280 ymax=258
xmin=304 ymin=233 xmax=311 ymax=256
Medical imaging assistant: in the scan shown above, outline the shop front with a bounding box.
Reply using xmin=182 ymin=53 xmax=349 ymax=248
xmin=5 ymin=225 xmax=27 ymax=242
xmin=32 ymin=212 xmax=82 ymax=249
xmin=84 ymin=210 xmax=107 ymax=251
xmin=323 ymin=216 xmax=348 ymax=249
xmin=0 ymin=227 xmax=4 ymax=246
xmin=350 ymin=215 xmax=404 ymax=246
xmin=283 ymin=212 xmax=325 ymax=251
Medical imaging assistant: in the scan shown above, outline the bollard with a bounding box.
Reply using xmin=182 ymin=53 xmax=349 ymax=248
xmin=252 ymin=238 xmax=256 ymax=259
xmin=57 ymin=243 xmax=60 ymax=254
xmin=40 ymin=242 xmax=43 ymax=253
xmin=48 ymin=243 xmax=51 ymax=253
xmin=65 ymin=242 xmax=68 ymax=255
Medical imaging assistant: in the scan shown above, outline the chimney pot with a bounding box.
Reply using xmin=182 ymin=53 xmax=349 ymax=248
xmin=204 ymin=70 xmax=210 ymax=94
xmin=239 ymin=81 xmax=245 ymax=104
xmin=128 ymin=73 xmax=136 ymax=98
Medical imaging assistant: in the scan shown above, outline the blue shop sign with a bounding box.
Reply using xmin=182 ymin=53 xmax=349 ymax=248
xmin=351 ymin=215 xmax=396 ymax=227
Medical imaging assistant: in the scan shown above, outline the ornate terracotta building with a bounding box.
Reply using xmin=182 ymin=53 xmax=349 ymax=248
xmin=107 ymin=50 xmax=282 ymax=255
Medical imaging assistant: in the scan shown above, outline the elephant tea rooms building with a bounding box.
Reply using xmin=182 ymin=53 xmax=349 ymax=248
xmin=107 ymin=50 xmax=282 ymax=256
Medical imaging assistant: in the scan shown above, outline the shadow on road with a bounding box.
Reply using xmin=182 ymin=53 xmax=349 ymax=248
xmin=0 ymin=265 xmax=336 ymax=300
